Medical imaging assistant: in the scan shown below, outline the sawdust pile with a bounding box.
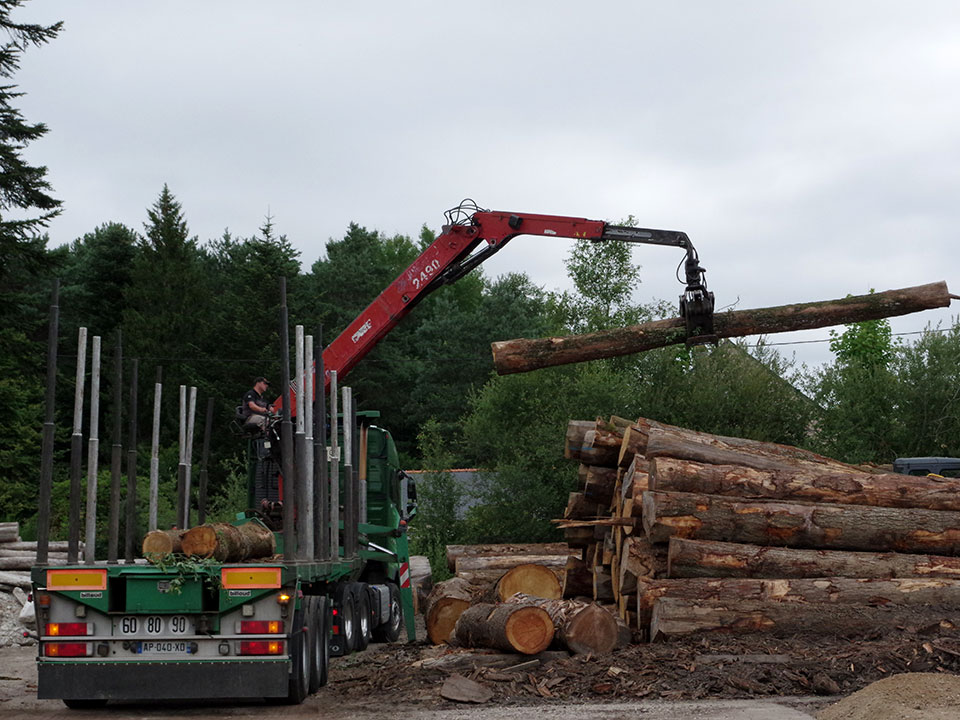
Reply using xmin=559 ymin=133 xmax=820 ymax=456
xmin=818 ymin=673 xmax=960 ymax=720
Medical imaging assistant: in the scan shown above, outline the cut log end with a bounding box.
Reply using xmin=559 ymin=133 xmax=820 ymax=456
xmin=503 ymin=606 xmax=555 ymax=655
xmin=496 ymin=563 xmax=562 ymax=602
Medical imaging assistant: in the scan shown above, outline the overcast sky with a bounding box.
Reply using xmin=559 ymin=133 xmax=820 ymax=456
xmin=14 ymin=1 xmax=960 ymax=369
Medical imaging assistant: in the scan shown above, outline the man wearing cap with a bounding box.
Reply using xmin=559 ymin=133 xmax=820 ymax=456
xmin=241 ymin=377 xmax=273 ymax=430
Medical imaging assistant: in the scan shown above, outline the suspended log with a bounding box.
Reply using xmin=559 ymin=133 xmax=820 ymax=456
xmin=446 ymin=543 xmax=569 ymax=573
xmin=666 ymin=537 xmax=960 ymax=580
xmin=489 ymin=563 xmax=562 ymax=602
xmin=453 ymin=602 xmax=555 ymax=655
xmin=650 ymin=597 xmax=960 ymax=641
xmin=179 ymin=521 xmax=275 ymax=562
xmin=492 ymin=282 xmax=955 ymax=374
xmin=642 ymin=490 xmax=960 ymax=555
xmin=636 ymin=576 xmax=960 ymax=627
xmin=424 ymin=576 xmax=483 ymax=645
xmin=505 ymin=593 xmax=619 ymax=655
xmin=649 ymin=457 xmax=960 ymax=511
xmin=141 ymin=529 xmax=186 ymax=557
xmin=454 ymin=554 xmax=568 ymax=584
xmin=561 ymin=555 xmax=594 ymax=598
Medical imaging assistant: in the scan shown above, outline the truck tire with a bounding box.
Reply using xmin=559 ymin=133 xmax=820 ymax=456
xmin=333 ymin=582 xmax=358 ymax=654
xmin=353 ymin=582 xmax=371 ymax=651
xmin=63 ymin=699 xmax=108 ymax=709
xmin=308 ymin=596 xmax=330 ymax=692
xmin=283 ymin=607 xmax=310 ymax=704
xmin=372 ymin=582 xmax=403 ymax=643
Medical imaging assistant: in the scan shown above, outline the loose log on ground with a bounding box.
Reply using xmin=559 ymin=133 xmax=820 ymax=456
xmin=636 ymin=576 xmax=960 ymax=626
xmin=141 ymin=529 xmax=186 ymax=557
xmin=505 ymin=592 xmax=619 ymax=655
xmin=0 ymin=571 xmax=31 ymax=590
xmin=425 ymin=576 xmax=484 ymax=645
xmin=454 ymin=554 xmax=568 ymax=584
xmin=488 ymin=563 xmax=562 ymax=602
xmin=180 ymin=521 xmax=275 ymax=562
xmin=667 ymin=537 xmax=960 ymax=580
xmin=642 ymin=490 xmax=960 ymax=555
xmin=649 ymin=456 xmax=960 ymax=511
xmin=0 ymin=549 xmax=69 ymax=560
xmin=650 ymin=597 xmax=960 ymax=641
xmin=492 ymin=282 xmax=955 ymax=374
xmin=0 ymin=557 xmax=69 ymax=570
xmin=561 ymin=556 xmax=594 ymax=598
xmin=2 ymin=541 xmax=75 ymax=552
xmin=453 ymin=602 xmax=555 ymax=655
xmin=0 ymin=526 xmax=19 ymax=543
xmin=446 ymin=543 xmax=569 ymax=573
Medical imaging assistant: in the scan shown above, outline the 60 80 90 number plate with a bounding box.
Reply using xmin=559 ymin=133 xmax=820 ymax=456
xmin=116 ymin=615 xmax=191 ymax=636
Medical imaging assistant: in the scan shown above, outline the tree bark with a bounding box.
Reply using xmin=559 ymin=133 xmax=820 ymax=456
xmin=424 ymin=576 xmax=484 ymax=645
xmin=0 ymin=526 xmax=20 ymax=543
xmin=180 ymin=521 xmax=275 ymax=562
xmin=582 ymin=465 xmax=618 ymax=506
xmin=561 ymin=555 xmax=594 ymax=599
xmin=649 ymin=457 xmax=960 ymax=511
xmin=650 ymin=597 xmax=960 ymax=641
xmin=618 ymin=536 xmax=667 ymax=594
xmin=492 ymin=282 xmax=954 ymax=374
xmin=565 ymin=492 xmax=606 ymax=519
xmin=505 ymin=593 xmax=619 ymax=655
xmin=141 ymin=529 xmax=186 ymax=556
xmin=446 ymin=543 xmax=569 ymax=573
xmin=593 ymin=567 xmax=614 ymax=602
xmin=564 ymin=420 xmax=594 ymax=460
xmin=642 ymin=490 xmax=960 ymax=555
xmin=667 ymin=537 xmax=960 ymax=580
xmin=453 ymin=602 xmax=555 ymax=655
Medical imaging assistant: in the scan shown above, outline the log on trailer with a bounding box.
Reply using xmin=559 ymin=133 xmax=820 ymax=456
xmin=179 ymin=521 xmax=275 ymax=562
xmin=453 ymin=602 xmax=555 ymax=655
xmin=492 ymin=282 xmax=955 ymax=374
xmin=649 ymin=456 xmax=960 ymax=510
xmin=667 ymin=537 xmax=960 ymax=579
xmin=504 ymin=592 xmax=619 ymax=655
xmin=141 ymin=528 xmax=186 ymax=556
xmin=641 ymin=490 xmax=960 ymax=555
xmin=650 ymin=597 xmax=960 ymax=641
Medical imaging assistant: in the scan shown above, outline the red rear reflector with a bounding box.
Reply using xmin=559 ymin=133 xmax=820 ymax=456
xmin=44 ymin=642 xmax=92 ymax=657
xmin=45 ymin=623 xmax=91 ymax=637
xmin=332 ymin=624 xmax=339 ymax=634
xmin=239 ymin=640 xmax=284 ymax=655
xmin=239 ymin=621 xmax=282 ymax=634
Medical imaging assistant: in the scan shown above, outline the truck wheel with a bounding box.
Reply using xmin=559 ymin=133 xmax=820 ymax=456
xmin=372 ymin=582 xmax=403 ymax=643
xmin=336 ymin=583 xmax=358 ymax=654
xmin=353 ymin=583 xmax=371 ymax=651
xmin=63 ymin=699 xmax=108 ymax=709
xmin=284 ymin=608 xmax=310 ymax=704
xmin=308 ymin=596 xmax=330 ymax=692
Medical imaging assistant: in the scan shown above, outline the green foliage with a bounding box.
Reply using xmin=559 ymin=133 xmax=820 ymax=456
xmin=828 ymin=296 xmax=896 ymax=370
xmin=145 ymin=554 xmax=222 ymax=594
xmin=408 ymin=420 xmax=463 ymax=582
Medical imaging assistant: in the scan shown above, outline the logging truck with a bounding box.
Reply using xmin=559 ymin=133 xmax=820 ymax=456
xmin=30 ymin=201 xmax=713 ymax=707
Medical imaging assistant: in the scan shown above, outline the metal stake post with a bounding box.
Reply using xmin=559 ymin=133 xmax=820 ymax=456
xmin=107 ymin=330 xmax=123 ymax=564
xmin=294 ymin=326 xmax=307 ymax=560
xmin=197 ymin=398 xmax=214 ymax=525
xmin=183 ymin=386 xmax=197 ymax=528
xmin=148 ymin=367 xmax=162 ymax=531
xmin=68 ymin=327 xmax=88 ymax=563
xmin=37 ymin=279 xmax=60 ymax=566
xmin=302 ymin=333 xmax=315 ymax=560
xmin=124 ymin=358 xmax=138 ymax=563
xmin=314 ymin=325 xmax=328 ymax=562
xmin=342 ymin=386 xmax=355 ymax=559
xmin=328 ymin=371 xmax=339 ymax=562
xmin=279 ymin=278 xmax=296 ymax=561
xmin=176 ymin=385 xmax=187 ymax=528
xmin=84 ymin=336 xmax=101 ymax=564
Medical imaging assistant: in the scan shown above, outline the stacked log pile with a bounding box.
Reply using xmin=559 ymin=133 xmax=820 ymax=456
xmin=557 ymin=416 xmax=960 ymax=642
xmin=424 ymin=542 xmax=622 ymax=656
xmin=0 ymin=522 xmax=76 ymax=570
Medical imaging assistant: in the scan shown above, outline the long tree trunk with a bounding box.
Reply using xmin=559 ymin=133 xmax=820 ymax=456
xmin=424 ymin=576 xmax=483 ymax=645
xmin=642 ymin=490 xmax=960 ymax=554
xmin=637 ymin=576 xmax=960 ymax=626
xmin=446 ymin=543 xmax=570 ymax=573
xmin=650 ymin=597 xmax=960 ymax=641
xmin=504 ymin=592 xmax=619 ymax=655
xmin=667 ymin=537 xmax=960 ymax=580
xmin=179 ymin=521 xmax=275 ymax=562
xmin=453 ymin=602 xmax=555 ymax=655
xmin=454 ymin=553 xmax=568 ymax=584
xmin=492 ymin=282 xmax=955 ymax=374
xmin=649 ymin=457 xmax=960 ymax=511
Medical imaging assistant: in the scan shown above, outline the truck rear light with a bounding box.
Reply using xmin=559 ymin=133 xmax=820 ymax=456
xmin=44 ymin=642 xmax=93 ymax=657
xmin=45 ymin=623 xmax=92 ymax=637
xmin=238 ymin=640 xmax=284 ymax=655
xmin=36 ymin=593 xmax=51 ymax=607
xmin=276 ymin=592 xmax=291 ymax=605
xmin=238 ymin=621 xmax=282 ymax=634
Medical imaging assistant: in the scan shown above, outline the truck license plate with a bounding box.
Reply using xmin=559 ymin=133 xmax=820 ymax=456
xmin=137 ymin=641 xmax=191 ymax=654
